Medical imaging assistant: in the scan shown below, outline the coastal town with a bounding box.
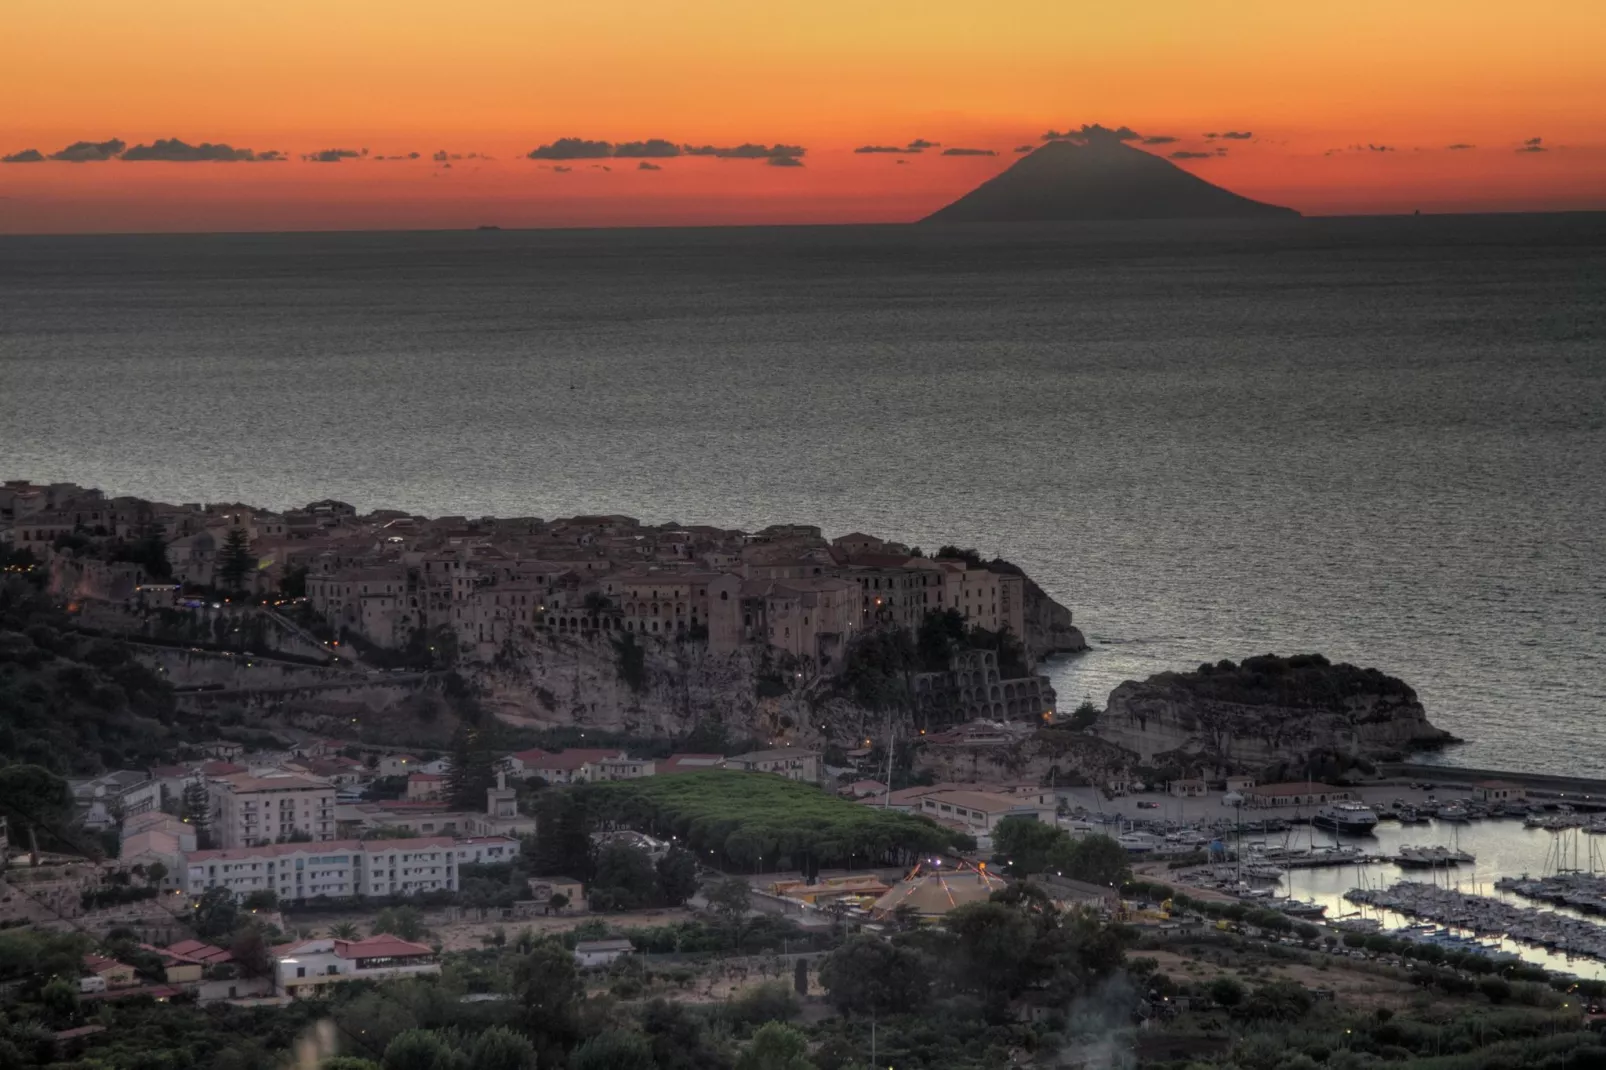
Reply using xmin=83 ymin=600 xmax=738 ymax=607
xmin=7 ymin=478 xmax=1606 ymax=1068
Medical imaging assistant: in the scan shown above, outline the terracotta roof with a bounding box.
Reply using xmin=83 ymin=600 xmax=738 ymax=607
xmin=532 ymin=748 xmax=626 ymax=772
xmin=509 ymin=748 xmax=549 ymax=765
xmin=335 ymin=935 xmax=434 ymax=959
xmin=84 ymin=954 xmax=126 ymax=974
xmin=657 ymin=754 xmax=726 ymax=774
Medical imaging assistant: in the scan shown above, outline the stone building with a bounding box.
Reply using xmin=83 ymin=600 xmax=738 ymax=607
xmin=912 ymin=649 xmax=1055 ymax=723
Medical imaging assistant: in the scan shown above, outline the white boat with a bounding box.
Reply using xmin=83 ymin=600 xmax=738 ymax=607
xmin=1396 ymin=845 xmax=1475 ymax=868
xmin=1312 ymin=801 xmax=1379 ymax=834
xmin=1118 ymin=831 xmax=1163 ymax=852
xmin=1437 ymin=803 xmax=1471 ymax=822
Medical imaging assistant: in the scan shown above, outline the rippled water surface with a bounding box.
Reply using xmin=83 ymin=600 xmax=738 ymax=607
xmin=2 ymin=218 xmax=1602 ymax=771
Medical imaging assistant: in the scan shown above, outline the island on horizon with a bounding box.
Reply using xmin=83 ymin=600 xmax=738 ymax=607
xmin=923 ymin=132 xmax=1299 ymax=224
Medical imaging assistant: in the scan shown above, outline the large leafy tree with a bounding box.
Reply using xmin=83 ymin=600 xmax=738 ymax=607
xmin=736 ymin=1023 xmax=816 ymax=1070
xmin=191 ymin=886 xmax=238 ymax=942
xmin=570 ymin=1029 xmax=654 ymax=1070
xmin=991 ymin=816 xmax=1067 ymax=875
xmin=590 ymin=842 xmax=660 ymax=910
xmin=656 ymin=845 xmax=699 ymax=906
xmin=514 ymin=938 xmax=582 ymax=1054
xmin=467 ymin=1026 xmax=537 ymax=1070
xmin=817 ymin=934 xmax=930 ymax=1016
xmin=1046 ymin=832 xmax=1132 ymax=887
xmin=0 ymin=764 xmax=74 ymax=850
xmin=531 ymin=791 xmax=593 ymax=878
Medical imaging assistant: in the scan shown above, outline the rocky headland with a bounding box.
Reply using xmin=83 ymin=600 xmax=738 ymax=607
xmin=1092 ymin=653 xmax=1454 ymax=773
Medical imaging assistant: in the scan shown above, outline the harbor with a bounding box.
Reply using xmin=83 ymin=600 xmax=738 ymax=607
xmin=1057 ymin=774 xmax=1606 ymax=980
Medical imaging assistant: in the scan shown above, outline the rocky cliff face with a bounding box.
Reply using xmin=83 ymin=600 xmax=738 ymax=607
xmin=1022 ymin=579 xmax=1087 ymax=661
xmin=470 ymin=632 xmax=892 ymax=748
xmin=1092 ymin=654 xmax=1452 ymax=770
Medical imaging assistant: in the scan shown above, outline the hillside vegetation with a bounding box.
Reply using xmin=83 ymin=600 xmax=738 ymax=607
xmin=1173 ymin=653 xmax=1417 ymax=713
xmin=0 ymin=579 xmax=185 ymax=775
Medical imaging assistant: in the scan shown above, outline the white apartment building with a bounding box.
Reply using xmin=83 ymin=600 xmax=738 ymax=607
xmin=182 ymin=836 xmax=458 ymax=900
xmin=274 ymin=935 xmax=440 ymax=998
xmin=207 ymin=772 xmax=337 ymax=849
xmin=453 ymin=836 xmax=520 ymax=865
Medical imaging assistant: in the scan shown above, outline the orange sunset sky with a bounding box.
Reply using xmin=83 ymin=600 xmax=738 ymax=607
xmin=3 ymin=0 xmax=1604 ymax=232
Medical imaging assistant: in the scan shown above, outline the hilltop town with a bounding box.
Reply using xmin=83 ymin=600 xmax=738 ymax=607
xmin=4 ymin=478 xmax=1084 ymax=744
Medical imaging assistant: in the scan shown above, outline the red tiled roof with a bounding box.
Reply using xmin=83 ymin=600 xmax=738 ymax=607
xmin=335 ymin=935 xmax=434 ymax=959
xmin=509 ymin=748 xmax=549 ymax=765
xmin=201 ymin=761 xmax=246 ymax=776
xmin=532 ymin=748 xmax=625 ymax=772
xmin=657 ymin=753 xmax=726 ymax=774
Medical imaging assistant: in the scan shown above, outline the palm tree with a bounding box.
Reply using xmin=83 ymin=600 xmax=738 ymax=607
xmin=329 ymin=921 xmax=359 ymax=940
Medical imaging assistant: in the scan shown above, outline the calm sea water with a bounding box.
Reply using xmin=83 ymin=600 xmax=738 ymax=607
xmin=2 ymin=217 xmax=1603 ymax=773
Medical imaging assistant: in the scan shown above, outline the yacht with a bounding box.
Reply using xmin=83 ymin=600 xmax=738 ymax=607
xmin=1312 ymin=801 xmax=1379 ymax=835
xmin=1395 ymin=845 xmax=1476 ymax=868
xmin=1437 ymin=803 xmax=1471 ymax=822
xmin=1117 ymin=831 xmax=1163 ymax=852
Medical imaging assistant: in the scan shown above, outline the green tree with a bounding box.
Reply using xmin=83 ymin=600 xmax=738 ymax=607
xmin=1209 ymin=976 xmax=1246 ymax=1007
xmin=736 ymin=1023 xmax=815 ymax=1070
xmin=0 ymin=764 xmax=74 ymax=848
xmin=991 ymin=816 xmax=1068 ymax=875
xmin=243 ymin=889 xmax=278 ymax=910
xmin=467 ymin=1026 xmax=538 ymax=1070
xmin=181 ymin=779 xmax=214 ymax=848
xmin=192 ymin=885 xmax=239 ymax=942
xmin=145 ymin=859 xmax=169 ymax=888
xmin=706 ymin=876 xmax=752 ymax=947
xmin=532 ymin=791 xmax=592 ymax=879
xmin=793 ymin=957 xmax=808 ymax=997
xmin=1067 ymin=700 xmax=1101 ymax=731
xmin=656 ymin=845 xmax=699 ymax=907
xmin=1046 ymin=833 xmax=1131 ymax=887
xmin=382 ymin=1029 xmax=460 ymax=1070
xmin=40 ymin=976 xmax=80 ymax=1024
xmin=230 ymin=924 xmax=274 ymax=977
xmin=322 ymin=1059 xmax=382 ymax=1070
xmin=373 ymin=906 xmax=427 ymax=942
xmin=217 ymin=528 xmax=255 ymax=594
xmin=591 ymin=842 xmax=660 ymax=910
xmin=514 ymin=938 xmax=582 ymax=1049
xmin=916 ymin=607 xmax=968 ymax=671
xmin=817 ymin=934 xmax=929 ymax=1016
xmin=944 ymin=900 xmax=1037 ymax=999
xmin=444 ymin=724 xmax=496 ymax=811
xmin=571 ymin=1029 xmax=655 ymax=1070
xmin=330 ymin=921 xmax=360 ymax=939
xmin=280 ymin=565 xmax=309 ymax=599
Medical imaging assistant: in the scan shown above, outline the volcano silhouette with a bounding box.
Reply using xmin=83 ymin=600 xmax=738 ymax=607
xmin=922 ymin=138 xmax=1298 ymax=222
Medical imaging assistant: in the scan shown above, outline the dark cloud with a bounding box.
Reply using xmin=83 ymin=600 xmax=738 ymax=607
xmin=1140 ymin=135 xmax=1178 ymax=145
xmin=49 ymin=138 xmax=126 ymax=162
xmin=1446 ymin=143 xmax=1475 ymax=150
xmin=433 ymin=150 xmax=449 ymax=162
xmin=1218 ymin=131 xmax=1253 ymax=140
xmin=855 ymin=138 xmax=937 ymax=155
xmin=591 ymin=164 xmax=612 ymax=171
xmin=613 ymin=139 xmax=680 ymax=158
xmin=1013 ymin=144 xmax=1034 ymax=153
xmin=766 ymin=155 xmax=804 ymax=167
xmin=895 ymin=159 xmax=907 ymax=165
xmin=1044 ymin=124 xmax=1140 ymax=143
xmin=303 ymin=148 xmax=365 ymax=163
xmin=1367 ymin=144 xmax=1395 ymax=152
xmin=408 ymin=151 xmax=421 ymax=159
xmin=255 ymin=150 xmax=286 ymax=162
xmin=637 ymin=161 xmax=661 ymax=171
xmin=684 ymin=143 xmax=805 ymax=160
xmin=1 ymin=149 xmax=45 ymax=163
xmin=1170 ymin=151 xmax=1214 ymax=160
xmin=527 ymin=138 xmax=613 ymax=160
xmin=121 ymin=139 xmax=260 ymax=162
xmin=551 ymin=165 xmax=572 ymax=173
xmin=1517 ymin=137 xmax=1546 ymax=153
xmin=941 ymin=147 xmax=996 ymax=156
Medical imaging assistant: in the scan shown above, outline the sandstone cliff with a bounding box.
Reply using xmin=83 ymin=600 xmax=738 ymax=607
xmin=1022 ymin=578 xmax=1087 ymax=660
xmin=1093 ymin=653 xmax=1452 ymax=770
